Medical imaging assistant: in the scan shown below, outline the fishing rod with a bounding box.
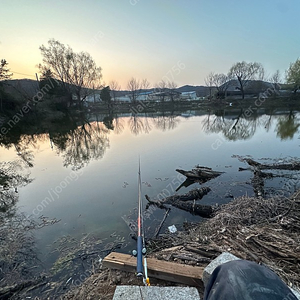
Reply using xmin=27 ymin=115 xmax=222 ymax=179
xmin=133 ymin=159 xmax=150 ymax=286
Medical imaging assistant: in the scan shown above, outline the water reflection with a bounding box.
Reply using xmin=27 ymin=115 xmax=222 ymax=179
xmin=203 ymin=108 xmax=300 ymax=142
xmin=0 ymin=159 xmax=38 ymax=286
xmin=153 ymin=113 xmax=180 ymax=131
xmin=112 ymin=116 xmax=125 ymax=134
xmin=276 ymin=111 xmax=300 ymax=140
xmin=202 ymin=110 xmax=257 ymax=140
xmin=52 ymin=121 xmax=110 ymax=170
xmin=0 ymin=108 xmax=299 ymax=171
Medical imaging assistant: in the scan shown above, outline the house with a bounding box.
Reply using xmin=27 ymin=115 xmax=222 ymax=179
xmin=85 ymin=93 xmax=101 ymax=103
xmin=181 ymin=91 xmax=197 ymax=100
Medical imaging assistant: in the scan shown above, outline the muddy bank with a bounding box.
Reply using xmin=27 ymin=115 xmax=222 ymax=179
xmin=62 ymin=190 xmax=300 ymax=300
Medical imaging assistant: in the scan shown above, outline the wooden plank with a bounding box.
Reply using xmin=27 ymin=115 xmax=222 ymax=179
xmin=103 ymin=252 xmax=204 ymax=287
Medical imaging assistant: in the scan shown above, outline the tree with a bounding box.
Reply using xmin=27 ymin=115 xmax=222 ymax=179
xmin=141 ymin=78 xmax=150 ymax=90
xmin=167 ymin=81 xmax=178 ymax=102
xmin=39 ymin=39 xmax=102 ymax=106
xmin=127 ymin=77 xmax=140 ymax=103
xmin=0 ymin=59 xmax=13 ymax=111
xmin=228 ymin=61 xmax=264 ymax=99
xmin=286 ymin=58 xmax=300 ymax=93
xmin=212 ymin=73 xmax=230 ymax=98
xmin=269 ymin=70 xmax=281 ymax=92
xmin=39 ymin=69 xmax=68 ymax=98
xmin=205 ymin=72 xmax=215 ymax=99
xmin=0 ymin=59 xmax=13 ymax=81
xmin=109 ymin=80 xmax=121 ymax=102
xmin=100 ymin=86 xmax=112 ymax=108
xmin=140 ymin=79 xmax=150 ymax=101
xmin=156 ymin=80 xmax=168 ymax=102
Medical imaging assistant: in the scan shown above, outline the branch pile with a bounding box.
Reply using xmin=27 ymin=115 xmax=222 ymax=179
xmin=159 ymin=191 xmax=300 ymax=288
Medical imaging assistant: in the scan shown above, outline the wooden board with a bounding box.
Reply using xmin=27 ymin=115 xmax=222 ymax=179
xmin=103 ymin=252 xmax=204 ymax=287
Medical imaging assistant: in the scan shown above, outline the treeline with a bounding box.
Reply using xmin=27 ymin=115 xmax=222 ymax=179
xmin=1 ymin=39 xmax=300 ymax=113
xmin=204 ymin=60 xmax=300 ymax=100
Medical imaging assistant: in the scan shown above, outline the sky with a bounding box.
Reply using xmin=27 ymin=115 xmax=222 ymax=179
xmin=1 ymin=0 xmax=299 ymax=88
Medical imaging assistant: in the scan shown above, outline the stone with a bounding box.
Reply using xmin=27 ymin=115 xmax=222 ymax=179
xmin=202 ymin=252 xmax=240 ymax=287
xmin=112 ymin=286 xmax=201 ymax=300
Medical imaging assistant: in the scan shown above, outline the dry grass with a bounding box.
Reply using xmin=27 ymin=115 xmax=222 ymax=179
xmin=187 ymin=191 xmax=300 ymax=288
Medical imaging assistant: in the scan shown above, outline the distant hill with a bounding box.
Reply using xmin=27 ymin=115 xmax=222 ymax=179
xmin=2 ymin=79 xmax=39 ymax=99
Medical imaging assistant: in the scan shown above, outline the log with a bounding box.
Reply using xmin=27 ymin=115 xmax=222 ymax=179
xmin=161 ymin=187 xmax=211 ymax=203
xmin=171 ymin=201 xmax=213 ymax=218
xmin=241 ymin=158 xmax=300 ymax=171
xmin=176 ymin=167 xmax=223 ymax=183
xmin=145 ymin=195 xmax=168 ymax=210
xmin=145 ymin=194 xmax=214 ymax=218
xmin=0 ymin=277 xmax=46 ymax=300
xmin=103 ymin=252 xmax=204 ymax=286
xmin=185 ymin=245 xmax=220 ymax=258
xmin=172 ymin=254 xmax=211 ymax=263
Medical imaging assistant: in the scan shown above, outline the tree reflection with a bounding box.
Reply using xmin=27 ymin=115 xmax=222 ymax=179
xmin=0 ymin=160 xmax=32 ymax=212
xmin=113 ymin=116 xmax=125 ymax=134
xmin=128 ymin=114 xmax=152 ymax=135
xmin=153 ymin=114 xmax=180 ymax=131
xmin=0 ymin=159 xmax=40 ymax=287
xmin=276 ymin=111 xmax=300 ymax=140
xmin=52 ymin=121 xmax=110 ymax=170
xmin=202 ymin=109 xmax=258 ymax=141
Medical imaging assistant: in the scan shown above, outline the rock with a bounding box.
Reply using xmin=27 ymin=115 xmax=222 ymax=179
xmin=202 ymin=252 xmax=240 ymax=287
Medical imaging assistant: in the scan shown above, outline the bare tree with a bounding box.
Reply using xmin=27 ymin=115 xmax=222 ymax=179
xmin=156 ymin=80 xmax=168 ymax=102
xmin=269 ymin=70 xmax=281 ymax=92
xmin=205 ymin=72 xmax=215 ymax=99
xmin=109 ymin=80 xmax=121 ymax=101
xmin=140 ymin=79 xmax=150 ymax=101
xmin=39 ymin=39 xmax=102 ymax=106
xmin=167 ymin=81 xmax=178 ymax=102
xmin=127 ymin=77 xmax=140 ymax=103
xmin=258 ymin=67 xmax=266 ymax=81
xmin=228 ymin=61 xmax=264 ymax=99
xmin=212 ymin=73 xmax=230 ymax=98
xmin=141 ymin=78 xmax=150 ymax=90
xmin=270 ymin=70 xmax=281 ymax=85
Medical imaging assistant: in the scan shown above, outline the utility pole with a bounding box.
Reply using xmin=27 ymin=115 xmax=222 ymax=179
xmin=35 ymin=73 xmax=40 ymax=91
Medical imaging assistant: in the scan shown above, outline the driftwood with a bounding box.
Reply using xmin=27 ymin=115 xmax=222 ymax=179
xmin=176 ymin=166 xmax=223 ymax=183
xmin=238 ymin=157 xmax=300 ymax=197
xmin=153 ymin=208 xmax=171 ymax=238
xmin=171 ymin=201 xmax=213 ymax=218
xmin=185 ymin=245 xmax=220 ymax=259
xmin=161 ymin=187 xmax=211 ymax=203
xmin=241 ymin=158 xmax=300 ymax=170
xmin=146 ymin=188 xmax=213 ymax=218
xmin=0 ymin=277 xmax=47 ymax=300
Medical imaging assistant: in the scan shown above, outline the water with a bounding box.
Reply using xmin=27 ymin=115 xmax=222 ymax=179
xmin=1 ymin=107 xmax=300 ymax=283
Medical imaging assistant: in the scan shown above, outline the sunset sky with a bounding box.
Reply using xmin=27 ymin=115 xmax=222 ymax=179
xmin=1 ymin=0 xmax=299 ymax=88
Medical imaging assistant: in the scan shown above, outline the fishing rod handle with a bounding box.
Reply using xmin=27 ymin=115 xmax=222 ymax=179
xmin=136 ymin=236 xmax=143 ymax=276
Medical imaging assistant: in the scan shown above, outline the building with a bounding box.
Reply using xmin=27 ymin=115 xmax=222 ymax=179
xmin=181 ymin=91 xmax=197 ymax=100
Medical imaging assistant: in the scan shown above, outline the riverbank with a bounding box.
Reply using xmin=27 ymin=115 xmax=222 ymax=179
xmin=62 ymin=190 xmax=300 ymax=300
